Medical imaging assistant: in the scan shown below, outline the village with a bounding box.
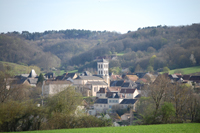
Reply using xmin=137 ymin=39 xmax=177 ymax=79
xmin=7 ymin=58 xmax=200 ymax=126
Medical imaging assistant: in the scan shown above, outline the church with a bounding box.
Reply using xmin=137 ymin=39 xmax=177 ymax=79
xmin=73 ymin=59 xmax=110 ymax=96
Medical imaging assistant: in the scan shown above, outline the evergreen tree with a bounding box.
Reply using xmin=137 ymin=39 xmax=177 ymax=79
xmin=37 ymin=73 xmax=45 ymax=84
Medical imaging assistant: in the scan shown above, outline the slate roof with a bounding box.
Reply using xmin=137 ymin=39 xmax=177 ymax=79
xmin=121 ymin=82 xmax=130 ymax=87
xmin=110 ymin=80 xmax=124 ymax=87
xmin=27 ymin=78 xmax=38 ymax=84
xmin=120 ymin=89 xmax=136 ymax=93
xmin=189 ymin=76 xmax=200 ymax=82
xmin=120 ymin=99 xmax=137 ymax=104
xmin=86 ymin=81 xmax=107 ymax=85
xmin=107 ymin=92 xmax=120 ymax=98
xmin=17 ymin=78 xmax=28 ymax=84
xmin=94 ymin=99 xmax=108 ymax=104
xmin=75 ymin=76 xmax=103 ymax=80
xmin=56 ymin=73 xmax=77 ymax=80
xmin=182 ymin=75 xmax=191 ymax=80
xmin=135 ymin=94 xmax=141 ymax=98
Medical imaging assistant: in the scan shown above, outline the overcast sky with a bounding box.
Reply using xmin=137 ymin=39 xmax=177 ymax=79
xmin=0 ymin=0 xmax=200 ymax=34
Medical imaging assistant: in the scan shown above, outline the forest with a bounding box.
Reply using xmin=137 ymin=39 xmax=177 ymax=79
xmin=0 ymin=24 xmax=200 ymax=73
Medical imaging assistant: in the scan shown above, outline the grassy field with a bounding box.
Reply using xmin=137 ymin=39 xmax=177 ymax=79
xmin=0 ymin=61 xmax=41 ymax=75
xmin=169 ymin=66 xmax=200 ymax=74
xmin=11 ymin=123 xmax=200 ymax=133
xmin=116 ymin=52 xmax=125 ymax=56
xmin=68 ymin=69 xmax=78 ymax=73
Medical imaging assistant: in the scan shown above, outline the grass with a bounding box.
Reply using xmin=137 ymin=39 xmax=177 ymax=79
xmin=169 ymin=66 xmax=200 ymax=74
xmin=0 ymin=61 xmax=41 ymax=75
xmin=11 ymin=123 xmax=200 ymax=133
xmin=67 ymin=69 xmax=78 ymax=73
xmin=116 ymin=52 xmax=126 ymax=56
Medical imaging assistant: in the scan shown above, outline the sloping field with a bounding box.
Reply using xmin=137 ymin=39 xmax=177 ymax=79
xmin=169 ymin=66 xmax=200 ymax=74
xmin=13 ymin=123 xmax=200 ymax=133
xmin=0 ymin=61 xmax=41 ymax=75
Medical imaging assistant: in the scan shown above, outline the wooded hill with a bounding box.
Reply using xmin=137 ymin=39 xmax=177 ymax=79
xmin=0 ymin=24 xmax=200 ymax=73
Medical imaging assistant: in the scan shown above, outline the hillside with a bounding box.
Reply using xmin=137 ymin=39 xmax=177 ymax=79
xmin=1 ymin=24 xmax=200 ymax=73
xmin=69 ymin=24 xmax=200 ymax=73
xmin=0 ymin=61 xmax=41 ymax=75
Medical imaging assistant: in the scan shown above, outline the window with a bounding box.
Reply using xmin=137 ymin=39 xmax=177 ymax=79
xmin=101 ymin=64 xmax=103 ymax=68
xmin=109 ymin=105 xmax=112 ymax=108
xmin=104 ymin=105 xmax=106 ymax=107
xmin=100 ymin=105 xmax=102 ymax=107
xmin=109 ymin=100 xmax=111 ymax=103
xmin=94 ymin=87 xmax=97 ymax=92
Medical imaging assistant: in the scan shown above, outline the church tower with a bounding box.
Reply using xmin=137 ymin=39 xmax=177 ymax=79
xmin=97 ymin=59 xmax=109 ymax=76
xmin=97 ymin=59 xmax=110 ymax=86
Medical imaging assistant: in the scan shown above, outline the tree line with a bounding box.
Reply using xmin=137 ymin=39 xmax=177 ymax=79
xmin=136 ymin=75 xmax=200 ymax=124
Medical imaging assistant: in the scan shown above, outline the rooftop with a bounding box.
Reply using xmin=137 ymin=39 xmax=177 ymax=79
xmin=120 ymin=99 xmax=138 ymax=104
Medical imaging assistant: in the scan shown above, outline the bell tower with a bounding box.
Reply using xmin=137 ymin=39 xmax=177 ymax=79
xmin=97 ymin=59 xmax=109 ymax=76
xmin=97 ymin=59 xmax=110 ymax=86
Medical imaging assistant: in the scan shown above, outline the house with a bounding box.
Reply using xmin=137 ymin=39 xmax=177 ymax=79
xmin=120 ymin=89 xmax=139 ymax=99
xmin=94 ymin=98 xmax=108 ymax=113
xmin=189 ymin=76 xmax=200 ymax=83
xmin=143 ymin=73 xmax=157 ymax=83
xmin=74 ymin=76 xmax=108 ymax=96
xmin=123 ymin=75 xmax=139 ymax=82
xmin=120 ymin=99 xmax=138 ymax=111
xmin=110 ymin=80 xmax=124 ymax=87
xmin=44 ymin=72 xmax=56 ymax=79
xmin=107 ymin=86 xmax=121 ymax=92
xmin=121 ymin=81 xmax=137 ymax=89
xmin=96 ymin=88 xmax=107 ymax=98
xmin=14 ymin=69 xmax=38 ymax=87
xmin=86 ymin=81 xmax=108 ymax=96
xmin=43 ymin=80 xmax=72 ymax=96
xmin=135 ymin=72 xmax=146 ymax=78
xmin=121 ymin=113 xmax=131 ymax=121
xmin=109 ymin=74 xmax=122 ymax=81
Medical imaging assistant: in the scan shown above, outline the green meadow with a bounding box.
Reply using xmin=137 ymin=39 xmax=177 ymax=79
xmin=11 ymin=123 xmax=200 ymax=133
xmin=169 ymin=66 xmax=200 ymax=74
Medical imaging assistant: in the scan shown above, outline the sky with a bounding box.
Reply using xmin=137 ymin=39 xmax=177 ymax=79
xmin=0 ymin=0 xmax=200 ymax=34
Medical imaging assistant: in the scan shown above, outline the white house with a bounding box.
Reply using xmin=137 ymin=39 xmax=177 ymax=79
xmin=43 ymin=80 xmax=72 ymax=96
